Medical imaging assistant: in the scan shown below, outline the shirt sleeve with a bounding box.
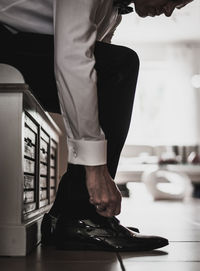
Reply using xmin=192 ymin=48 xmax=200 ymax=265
xmin=53 ymin=0 xmax=107 ymax=166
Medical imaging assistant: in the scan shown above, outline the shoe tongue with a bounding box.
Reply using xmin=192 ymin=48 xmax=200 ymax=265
xmin=81 ymin=216 xmax=132 ymax=237
xmin=83 ymin=215 xmax=120 ymax=230
xmin=83 ymin=214 xmax=109 ymax=226
xmin=109 ymin=217 xmax=120 ymax=224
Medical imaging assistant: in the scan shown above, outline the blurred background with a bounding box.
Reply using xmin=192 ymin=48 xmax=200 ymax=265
xmin=112 ymin=0 xmax=200 ymax=199
xmin=114 ymin=0 xmax=200 ymax=146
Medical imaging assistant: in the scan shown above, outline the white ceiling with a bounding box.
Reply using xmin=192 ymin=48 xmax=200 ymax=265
xmin=113 ymin=0 xmax=200 ymax=43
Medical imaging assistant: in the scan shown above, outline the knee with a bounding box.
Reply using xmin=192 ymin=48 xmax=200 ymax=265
xmin=116 ymin=45 xmax=140 ymax=75
xmin=124 ymin=48 xmax=140 ymax=73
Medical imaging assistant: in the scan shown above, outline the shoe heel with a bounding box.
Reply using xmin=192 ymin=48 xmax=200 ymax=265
xmin=56 ymin=240 xmax=105 ymax=251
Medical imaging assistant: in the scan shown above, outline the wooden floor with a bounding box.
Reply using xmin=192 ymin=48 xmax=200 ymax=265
xmin=1 ymin=183 xmax=200 ymax=271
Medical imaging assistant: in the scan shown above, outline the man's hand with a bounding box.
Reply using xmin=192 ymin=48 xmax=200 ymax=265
xmin=85 ymin=165 xmax=122 ymax=217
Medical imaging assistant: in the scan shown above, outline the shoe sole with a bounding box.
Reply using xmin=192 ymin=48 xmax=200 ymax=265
xmin=56 ymin=239 xmax=169 ymax=252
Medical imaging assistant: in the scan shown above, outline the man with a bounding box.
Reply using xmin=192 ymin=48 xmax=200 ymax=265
xmin=0 ymin=0 xmax=192 ymax=251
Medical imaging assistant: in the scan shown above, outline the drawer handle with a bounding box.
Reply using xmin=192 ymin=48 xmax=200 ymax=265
xmin=25 ymin=137 xmax=33 ymax=147
xmin=41 ymin=148 xmax=46 ymax=154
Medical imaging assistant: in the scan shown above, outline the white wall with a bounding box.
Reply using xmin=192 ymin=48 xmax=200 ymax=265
xmin=124 ymin=42 xmax=200 ymax=145
xmin=112 ymin=41 xmax=200 ymax=145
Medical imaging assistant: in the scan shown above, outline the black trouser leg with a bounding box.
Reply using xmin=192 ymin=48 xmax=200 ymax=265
xmin=49 ymin=42 xmax=139 ymax=217
xmin=96 ymin=42 xmax=139 ymax=178
xmin=0 ymin=26 xmax=61 ymax=113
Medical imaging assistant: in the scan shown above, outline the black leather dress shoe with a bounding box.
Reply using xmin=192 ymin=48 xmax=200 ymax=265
xmin=41 ymin=213 xmax=139 ymax=246
xmin=41 ymin=213 xmax=58 ymax=246
xmin=55 ymin=215 xmax=169 ymax=252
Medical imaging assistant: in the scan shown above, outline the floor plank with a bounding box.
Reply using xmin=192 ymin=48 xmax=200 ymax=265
xmin=1 ymin=183 xmax=199 ymax=270
xmin=0 ymin=260 xmax=121 ymax=271
xmin=118 ymin=183 xmax=200 ymax=270
xmin=0 ymin=246 xmax=121 ymax=271
xmin=28 ymin=246 xmax=118 ymax=262
xmin=0 ymin=246 xmax=118 ymax=263
xmin=119 ymin=242 xmax=200 ymax=262
xmin=117 ymin=183 xmax=200 ymax=241
xmin=123 ymin=262 xmax=200 ymax=271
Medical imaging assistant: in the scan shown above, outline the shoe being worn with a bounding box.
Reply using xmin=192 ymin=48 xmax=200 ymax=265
xmin=55 ymin=215 xmax=169 ymax=252
xmin=41 ymin=213 xmax=58 ymax=246
xmin=40 ymin=213 xmax=140 ymax=246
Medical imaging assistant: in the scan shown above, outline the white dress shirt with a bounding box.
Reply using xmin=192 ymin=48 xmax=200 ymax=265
xmin=0 ymin=0 xmax=122 ymax=166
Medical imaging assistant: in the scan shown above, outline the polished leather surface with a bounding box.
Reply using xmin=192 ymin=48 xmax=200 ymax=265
xmin=41 ymin=213 xmax=58 ymax=246
xmin=55 ymin=215 xmax=169 ymax=252
xmin=41 ymin=213 xmax=140 ymax=246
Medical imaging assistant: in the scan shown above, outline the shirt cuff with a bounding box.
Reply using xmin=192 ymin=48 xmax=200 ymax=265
xmin=67 ymin=138 xmax=107 ymax=166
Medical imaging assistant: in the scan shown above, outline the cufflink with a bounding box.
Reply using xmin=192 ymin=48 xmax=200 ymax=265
xmin=72 ymin=147 xmax=77 ymax=158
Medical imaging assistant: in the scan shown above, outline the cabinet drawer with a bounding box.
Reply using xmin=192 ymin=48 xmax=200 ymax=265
xmin=40 ymin=177 xmax=48 ymax=188
xmin=40 ymin=163 xmax=48 ymax=176
xmin=24 ymin=158 xmax=35 ymax=174
xmin=24 ymin=175 xmax=34 ymax=189
xmin=50 ymin=146 xmax=56 ymax=167
xmin=23 ymin=202 xmax=36 ymax=214
xmin=51 ymin=140 xmax=57 ymax=149
xmin=40 ymin=129 xmax=49 ymax=143
xmin=24 ymin=125 xmax=37 ymax=145
xmin=40 ymin=189 xmax=48 ymax=200
xmin=50 ymin=154 xmax=56 ymax=167
xmin=39 ymin=199 xmax=48 ymax=208
xmin=40 ymin=139 xmax=48 ymax=163
xmin=24 ymin=141 xmax=36 ymax=159
xmin=50 ymin=167 xmax=56 ymax=178
xmin=24 ymin=114 xmax=38 ymax=134
xmin=50 ymin=188 xmax=56 ymax=198
xmin=23 ymin=191 xmax=35 ymax=203
xmin=50 ymin=178 xmax=56 ymax=188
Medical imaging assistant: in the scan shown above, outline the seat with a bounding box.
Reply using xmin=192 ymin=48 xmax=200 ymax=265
xmin=0 ymin=63 xmax=24 ymax=83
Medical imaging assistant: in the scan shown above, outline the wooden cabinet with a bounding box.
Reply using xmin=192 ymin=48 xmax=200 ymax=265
xmin=22 ymin=114 xmax=60 ymax=220
xmin=0 ymin=67 xmax=61 ymax=256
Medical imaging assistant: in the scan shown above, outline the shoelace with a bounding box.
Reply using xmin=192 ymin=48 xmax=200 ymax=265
xmin=113 ymin=0 xmax=134 ymax=15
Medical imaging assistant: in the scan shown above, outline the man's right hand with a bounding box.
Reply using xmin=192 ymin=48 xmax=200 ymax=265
xmin=85 ymin=165 xmax=122 ymax=217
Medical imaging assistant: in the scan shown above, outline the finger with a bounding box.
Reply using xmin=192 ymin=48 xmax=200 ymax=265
xmin=89 ymin=196 xmax=94 ymax=204
xmin=114 ymin=192 xmax=122 ymax=215
xmin=106 ymin=183 xmax=120 ymax=216
xmin=97 ymin=209 xmax=114 ymax=217
xmin=95 ymin=204 xmax=107 ymax=212
xmin=109 ymin=200 xmax=118 ymax=216
xmin=114 ymin=201 xmax=121 ymax=216
xmin=88 ymin=189 xmax=102 ymax=206
xmin=96 ymin=203 xmax=115 ymax=217
xmin=101 ymin=203 xmax=116 ymax=217
xmin=113 ymin=194 xmax=121 ymax=216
